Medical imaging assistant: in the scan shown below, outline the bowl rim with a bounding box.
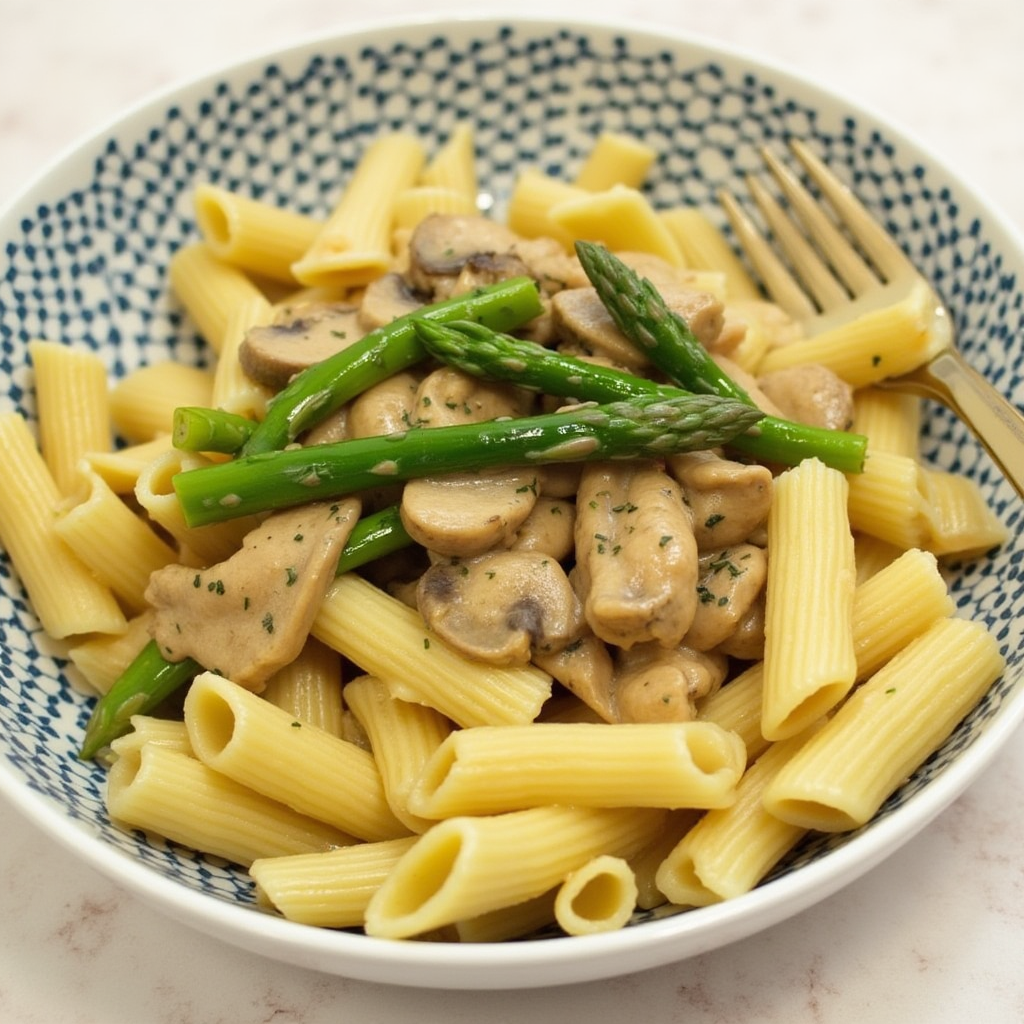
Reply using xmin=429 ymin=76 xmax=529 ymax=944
xmin=1 ymin=9 xmax=1022 ymax=989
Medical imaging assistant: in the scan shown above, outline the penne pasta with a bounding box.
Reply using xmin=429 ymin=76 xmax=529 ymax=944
xmin=193 ymin=183 xmax=322 ymax=283
xmin=761 ymin=457 xmax=857 ymax=741
xmin=407 ymin=721 xmax=746 ymax=818
xmin=291 ymin=133 xmax=426 ymax=288
xmin=656 ymin=727 xmax=819 ymax=905
xmin=756 ymin=279 xmax=944 ymax=387
xmin=763 ymin=616 xmax=1005 ymax=831
xmin=67 ymin=611 xmax=155 ymax=695
xmin=110 ymin=361 xmax=216 ymax=443
xmin=659 ymin=207 xmax=763 ymax=302
xmin=55 ymin=464 xmax=178 ymax=614
xmin=344 ymin=673 xmax=453 ymax=833
xmin=0 ymin=412 xmax=125 ymax=638
xmin=364 ymin=805 xmax=665 ymax=938
xmin=184 ymin=671 xmax=408 ymax=842
xmin=573 ymin=131 xmax=656 ymax=191
xmin=250 ymin=836 xmax=418 ymax=928
xmin=554 ymin=855 xmax=639 ymax=935
xmin=28 ymin=339 xmax=111 ymax=494
xmin=548 ymin=185 xmax=685 ymax=265
xmin=107 ymin=742 xmax=356 ymax=866
xmin=312 ymin=573 xmax=552 ymax=728
xmin=260 ymin=636 xmax=346 ymax=736
xmin=417 ymin=123 xmax=478 ymax=199
xmin=168 ymin=242 xmax=270 ymax=355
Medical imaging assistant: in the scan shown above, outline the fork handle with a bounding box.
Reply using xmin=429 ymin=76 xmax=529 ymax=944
xmin=880 ymin=349 xmax=1024 ymax=501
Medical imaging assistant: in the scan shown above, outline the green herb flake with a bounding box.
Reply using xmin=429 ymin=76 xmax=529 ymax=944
xmin=659 ymin=535 xmax=673 ymax=547
xmin=285 ymin=567 xmax=299 ymax=586
xmin=423 ymin=638 xmax=431 ymax=650
xmin=262 ymin=612 xmax=275 ymax=634
xmin=705 ymin=513 xmax=725 ymax=529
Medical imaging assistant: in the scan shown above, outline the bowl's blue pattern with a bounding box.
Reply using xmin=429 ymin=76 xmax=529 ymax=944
xmin=0 ymin=21 xmax=1021 ymax=931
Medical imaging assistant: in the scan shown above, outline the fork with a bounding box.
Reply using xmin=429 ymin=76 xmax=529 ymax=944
xmin=718 ymin=139 xmax=1024 ymax=501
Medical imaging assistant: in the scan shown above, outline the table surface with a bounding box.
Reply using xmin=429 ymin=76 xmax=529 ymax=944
xmin=2 ymin=1 xmax=1022 ymax=1021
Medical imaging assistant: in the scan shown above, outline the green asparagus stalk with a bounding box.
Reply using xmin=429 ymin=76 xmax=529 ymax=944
xmin=333 ymin=503 xmax=411 ymax=576
xmin=173 ymin=406 xmax=256 ymax=454
xmin=79 ymin=641 xmax=200 ymax=760
xmin=574 ymin=241 xmax=867 ymax=473
xmin=173 ymin=392 xmax=765 ymax=527
xmin=414 ymin=319 xmax=867 ymax=473
xmin=78 ymin=504 xmax=415 ymax=760
xmin=238 ymin=275 xmax=544 ymax=456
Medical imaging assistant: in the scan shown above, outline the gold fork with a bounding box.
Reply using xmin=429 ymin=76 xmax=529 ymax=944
xmin=718 ymin=140 xmax=1024 ymax=500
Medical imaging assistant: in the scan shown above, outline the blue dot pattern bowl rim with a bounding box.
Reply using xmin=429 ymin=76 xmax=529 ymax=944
xmin=0 ymin=15 xmax=1021 ymax=987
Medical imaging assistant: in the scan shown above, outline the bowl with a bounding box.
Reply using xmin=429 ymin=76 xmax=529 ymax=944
xmin=1 ymin=12 xmax=1021 ymax=991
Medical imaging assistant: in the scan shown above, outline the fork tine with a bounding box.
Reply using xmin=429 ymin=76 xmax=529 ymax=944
xmin=759 ymin=146 xmax=878 ymax=296
xmin=717 ymin=188 xmax=818 ymax=321
xmin=789 ymin=139 xmax=914 ymax=282
xmin=745 ymin=173 xmax=850 ymax=313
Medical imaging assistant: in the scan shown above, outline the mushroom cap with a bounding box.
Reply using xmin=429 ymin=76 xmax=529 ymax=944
xmin=416 ymin=550 xmax=583 ymax=666
xmin=239 ymin=302 xmax=364 ymax=389
xmin=400 ymin=467 xmax=540 ymax=558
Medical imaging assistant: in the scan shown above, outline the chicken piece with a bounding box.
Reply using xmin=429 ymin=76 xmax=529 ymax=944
xmin=612 ymin=642 xmax=729 ymax=723
xmin=757 ymin=363 xmax=855 ymax=432
xmin=668 ymin=450 xmax=774 ymax=549
xmin=685 ymin=544 xmax=768 ymax=652
xmin=573 ymin=460 xmax=699 ymax=650
xmin=146 ymin=499 xmax=361 ymax=690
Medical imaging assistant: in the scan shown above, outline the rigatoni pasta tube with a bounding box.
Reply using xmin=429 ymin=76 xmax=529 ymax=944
xmin=55 ymin=465 xmax=178 ymax=614
xmin=417 ymin=123 xmax=477 ymax=199
xmin=549 ymin=185 xmax=685 ymax=266
xmin=659 ymin=207 xmax=762 ymax=302
xmin=656 ymin=728 xmax=818 ymax=906
xmin=168 ymin=242 xmax=268 ymax=355
xmin=107 ymin=743 xmax=355 ymax=866
xmin=762 ymin=457 xmax=856 ymax=740
xmin=67 ymin=612 xmax=154 ymax=695
xmin=407 ymin=721 xmax=746 ymax=819
xmin=260 ymin=637 xmax=345 ymax=736
xmin=193 ymin=184 xmax=322 ymax=283
xmin=344 ymin=674 xmax=453 ymax=833
xmin=763 ymin=616 xmax=1005 ymax=832
xmin=28 ymin=339 xmax=111 ymax=494
xmin=313 ymin=573 xmax=552 ymax=728
xmin=0 ymin=412 xmax=125 ymax=638
xmin=701 ymin=546 xmax=954 ymax=755
xmin=110 ymin=361 xmax=215 ymax=442
xmin=573 ymin=132 xmax=655 ymax=191
xmin=554 ymin=855 xmax=638 ymax=936
xmin=756 ymin=278 xmax=942 ymax=387
xmin=184 ymin=672 xmax=407 ymax=842
xmin=364 ymin=806 xmax=664 ymax=938
xmin=291 ymin=133 xmax=425 ymax=288
xmin=250 ymin=837 xmax=417 ymax=928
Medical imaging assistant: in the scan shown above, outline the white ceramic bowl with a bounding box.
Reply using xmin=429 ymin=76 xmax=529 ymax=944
xmin=1 ymin=13 xmax=1022 ymax=991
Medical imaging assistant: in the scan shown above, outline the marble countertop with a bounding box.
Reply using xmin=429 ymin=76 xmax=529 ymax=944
xmin=2 ymin=1 xmax=1022 ymax=1020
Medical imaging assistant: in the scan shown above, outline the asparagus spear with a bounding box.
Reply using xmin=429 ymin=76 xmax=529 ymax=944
xmin=173 ymin=406 xmax=256 ymax=454
xmin=574 ymin=241 xmax=867 ymax=473
xmin=333 ymin=503 xmax=411 ymax=575
xmin=173 ymin=392 xmax=765 ymax=527
xmin=78 ymin=504 xmax=414 ymax=760
xmin=79 ymin=640 xmax=200 ymax=760
xmin=238 ymin=275 xmax=544 ymax=456
xmin=414 ymin=318 xmax=867 ymax=473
